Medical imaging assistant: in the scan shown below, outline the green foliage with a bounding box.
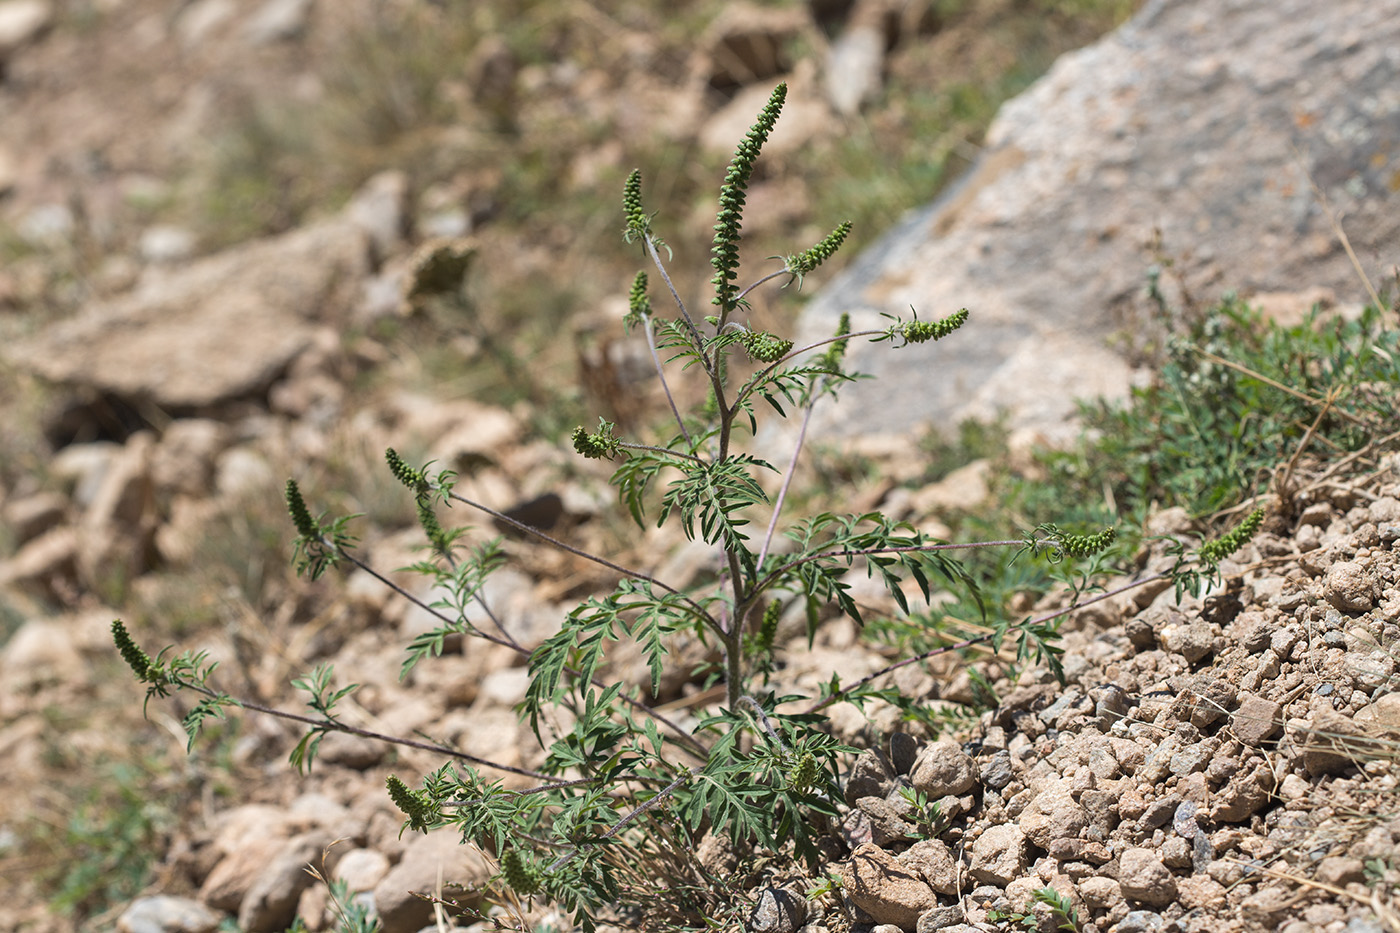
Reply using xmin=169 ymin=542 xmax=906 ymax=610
xmin=319 ymin=876 xmax=381 ymax=933
xmin=36 ymin=762 xmax=172 ymax=921
xmin=288 ymin=664 xmax=360 ymax=774
xmin=989 ymin=886 xmax=1082 ymax=932
xmin=1031 ymin=886 xmax=1084 ymax=932
xmin=897 ymin=786 xmax=953 ymax=840
xmin=1061 ymin=297 xmax=1400 ymax=521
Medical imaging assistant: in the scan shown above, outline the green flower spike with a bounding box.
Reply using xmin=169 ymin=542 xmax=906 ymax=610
xmin=112 ymin=619 xmax=156 ymax=684
xmin=788 ymin=220 xmax=853 ymax=283
xmin=820 ymin=312 xmax=852 ymax=372
xmin=788 ymin=751 xmax=819 ymax=795
xmin=385 ymin=448 xmax=430 ymax=497
xmin=571 ymin=418 xmax=622 ymax=460
xmin=285 ymin=478 xmax=318 ymax=540
xmin=757 ymin=599 xmax=781 ymax=654
xmin=501 ymin=848 xmax=542 ymax=897
xmin=623 ymin=168 xmax=648 ymax=243
xmin=1061 ymin=526 xmax=1116 ymax=558
xmin=1199 ymin=508 xmax=1264 ymax=566
xmin=901 ymin=307 xmax=969 ymax=345
xmin=740 ymin=329 xmax=795 ymax=363
xmin=386 ymin=774 xmax=439 ymax=834
xmin=624 ymin=270 xmax=651 ymax=332
xmin=415 ymin=497 xmax=447 ymax=552
xmin=712 ymin=83 xmax=787 ymax=314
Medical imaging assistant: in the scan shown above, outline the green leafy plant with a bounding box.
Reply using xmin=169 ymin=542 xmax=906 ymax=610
xmin=1051 ymin=295 xmax=1400 ymax=523
xmin=897 ymin=785 xmax=952 ymax=841
xmin=33 ymin=760 xmax=174 ymax=923
xmin=113 ymin=85 xmax=1261 ymax=930
xmin=988 ymin=886 xmax=1082 ymax=932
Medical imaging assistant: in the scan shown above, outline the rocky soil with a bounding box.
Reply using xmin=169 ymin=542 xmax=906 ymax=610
xmin=0 ymin=2 xmax=1397 ymax=933
xmin=7 ymin=410 xmax=1398 ymax=933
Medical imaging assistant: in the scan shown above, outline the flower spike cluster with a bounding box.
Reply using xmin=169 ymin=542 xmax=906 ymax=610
xmin=820 ymin=313 xmax=852 ymax=373
xmin=501 ymin=849 xmax=542 ymax=896
xmin=622 ymin=168 xmax=647 ymax=243
xmin=112 ymin=619 xmax=158 ymax=685
xmin=1060 ymin=526 xmax=1116 ymax=558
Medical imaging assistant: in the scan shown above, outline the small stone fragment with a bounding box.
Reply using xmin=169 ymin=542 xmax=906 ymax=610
xmin=968 ymin=823 xmax=1027 ymax=886
xmin=1160 ymin=619 xmax=1217 ymax=663
xmin=915 ymin=904 xmax=965 ymax=933
xmin=979 ymin=750 xmax=1013 ymax=790
xmin=1212 ymin=764 xmax=1273 ymax=822
xmin=1315 ymin=857 xmax=1365 ymax=887
xmin=1169 ymin=739 xmax=1216 ymax=776
xmin=1117 ymin=909 xmax=1167 ymax=932
xmin=238 ymin=830 xmax=334 ymax=933
xmin=1077 ymin=875 xmax=1123 ymax=911
xmin=1324 ymin=560 xmax=1377 ymax=611
xmin=910 ymin=741 xmax=978 ymax=797
xmin=1175 ymin=874 xmax=1228 ymax=911
xmin=858 ymin=795 xmax=916 ymax=846
xmin=333 ymin=848 xmax=390 ymax=893
xmin=747 ymin=885 xmax=807 ymax=933
xmin=1118 ymin=847 xmax=1178 ymax=907
xmin=1232 ymin=694 xmax=1283 ymax=747
xmin=1018 ymin=777 xmax=1087 ymax=849
xmin=844 ymin=843 xmax=938 ymax=930
xmin=1299 ymin=706 xmax=1371 ymax=776
xmin=373 ymin=831 xmax=490 ymax=933
xmin=890 ymin=732 xmax=921 ymax=775
xmin=1240 ymin=886 xmax=1296 ymax=925
xmin=845 ymin=749 xmax=895 ymax=805
xmin=902 ymin=838 xmax=960 ymax=895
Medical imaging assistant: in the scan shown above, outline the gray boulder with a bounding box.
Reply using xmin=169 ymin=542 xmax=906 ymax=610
xmin=799 ymin=0 xmax=1400 ymax=442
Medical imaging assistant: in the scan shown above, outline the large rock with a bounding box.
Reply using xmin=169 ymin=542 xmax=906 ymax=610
xmin=798 ymin=0 xmax=1400 ymax=442
xmin=6 ymin=216 xmax=368 ymax=416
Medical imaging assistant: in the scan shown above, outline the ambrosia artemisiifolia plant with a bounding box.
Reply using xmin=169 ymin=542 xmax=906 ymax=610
xmin=112 ymin=85 xmax=1264 ymax=930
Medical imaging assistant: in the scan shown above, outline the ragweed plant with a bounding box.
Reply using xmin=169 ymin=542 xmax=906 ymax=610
xmin=112 ymin=85 xmax=1265 ymax=930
